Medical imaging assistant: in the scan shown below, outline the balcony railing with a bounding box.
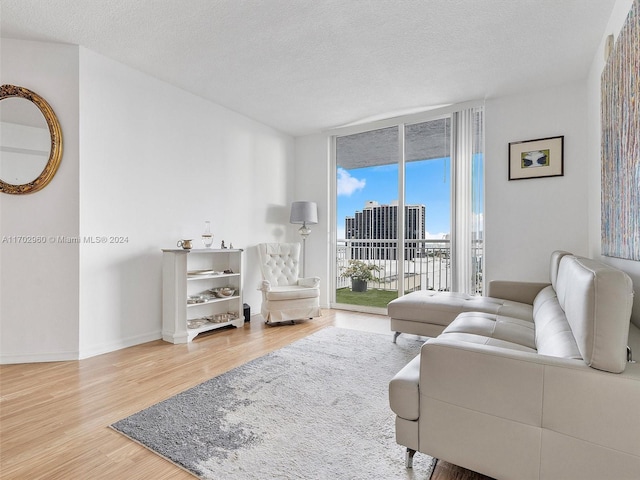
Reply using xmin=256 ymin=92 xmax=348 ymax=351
xmin=337 ymin=238 xmax=483 ymax=296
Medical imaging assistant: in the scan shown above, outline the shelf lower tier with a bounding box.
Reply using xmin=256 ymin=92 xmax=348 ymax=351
xmin=162 ymin=316 xmax=244 ymax=344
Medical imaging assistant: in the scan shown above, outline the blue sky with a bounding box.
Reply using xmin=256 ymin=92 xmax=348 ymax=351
xmin=337 ymin=158 xmax=452 ymax=239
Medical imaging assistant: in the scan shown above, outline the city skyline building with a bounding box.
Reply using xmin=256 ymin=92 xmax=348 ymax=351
xmin=344 ymin=200 xmax=426 ymax=260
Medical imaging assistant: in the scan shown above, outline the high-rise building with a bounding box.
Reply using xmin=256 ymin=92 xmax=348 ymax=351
xmin=345 ymin=201 xmax=425 ymax=259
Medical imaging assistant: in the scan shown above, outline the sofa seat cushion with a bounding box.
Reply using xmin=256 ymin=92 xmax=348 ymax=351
xmin=389 ymin=354 xmax=421 ymax=421
xmin=263 ymin=285 xmax=320 ymax=301
xmin=441 ymin=312 xmax=537 ymax=350
xmin=438 ymin=331 xmax=538 ymax=353
xmin=387 ymin=291 xmax=534 ymax=327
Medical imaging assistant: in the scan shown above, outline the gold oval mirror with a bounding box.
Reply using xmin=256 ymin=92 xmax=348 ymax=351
xmin=0 ymin=84 xmax=63 ymax=194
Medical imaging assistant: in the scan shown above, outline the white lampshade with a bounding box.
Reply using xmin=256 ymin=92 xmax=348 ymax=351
xmin=290 ymin=201 xmax=318 ymax=225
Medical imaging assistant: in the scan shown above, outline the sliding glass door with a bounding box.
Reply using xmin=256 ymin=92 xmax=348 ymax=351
xmin=332 ymin=106 xmax=483 ymax=313
xmin=403 ymin=118 xmax=452 ymax=294
xmin=336 ymin=126 xmax=399 ymax=309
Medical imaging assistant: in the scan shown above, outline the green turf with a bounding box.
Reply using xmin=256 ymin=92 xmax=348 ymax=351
xmin=335 ymin=287 xmax=399 ymax=308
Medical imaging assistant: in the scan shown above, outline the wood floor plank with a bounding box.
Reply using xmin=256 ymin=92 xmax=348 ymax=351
xmin=0 ymin=310 xmax=488 ymax=480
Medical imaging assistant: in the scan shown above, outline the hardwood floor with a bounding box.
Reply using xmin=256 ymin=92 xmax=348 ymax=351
xmin=0 ymin=310 xmax=490 ymax=480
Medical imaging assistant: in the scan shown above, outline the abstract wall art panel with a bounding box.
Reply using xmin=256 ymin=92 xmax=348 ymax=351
xmin=601 ymin=0 xmax=640 ymax=260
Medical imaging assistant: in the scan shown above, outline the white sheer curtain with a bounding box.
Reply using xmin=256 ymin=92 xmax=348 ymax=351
xmin=452 ymin=106 xmax=484 ymax=294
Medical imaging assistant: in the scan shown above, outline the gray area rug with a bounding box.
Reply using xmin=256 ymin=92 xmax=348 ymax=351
xmin=111 ymin=327 xmax=436 ymax=479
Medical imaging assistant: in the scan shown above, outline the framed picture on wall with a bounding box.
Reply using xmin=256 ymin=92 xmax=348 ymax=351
xmin=508 ymin=135 xmax=564 ymax=180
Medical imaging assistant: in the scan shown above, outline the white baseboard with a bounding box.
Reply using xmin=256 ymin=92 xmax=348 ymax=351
xmin=0 ymin=331 xmax=163 ymax=364
xmin=78 ymin=331 xmax=162 ymax=360
xmin=0 ymin=350 xmax=79 ymax=365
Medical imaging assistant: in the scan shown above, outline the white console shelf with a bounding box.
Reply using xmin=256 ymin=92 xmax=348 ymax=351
xmin=162 ymin=248 xmax=244 ymax=343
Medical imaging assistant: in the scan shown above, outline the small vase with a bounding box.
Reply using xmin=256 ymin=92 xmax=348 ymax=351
xmin=202 ymin=221 xmax=214 ymax=248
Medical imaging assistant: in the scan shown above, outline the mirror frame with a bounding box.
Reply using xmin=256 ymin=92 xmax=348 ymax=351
xmin=0 ymin=84 xmax=63 ymax=195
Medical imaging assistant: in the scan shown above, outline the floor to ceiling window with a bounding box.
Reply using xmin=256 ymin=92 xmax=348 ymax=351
xmin=335 ymin=126 xmax=400 ymax=310
xmin=332 ymin=104 xmax=483 ymax=313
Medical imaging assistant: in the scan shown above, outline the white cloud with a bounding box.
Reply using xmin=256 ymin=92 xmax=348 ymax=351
xmin=337 ymin=168 xmax=366 ymax=196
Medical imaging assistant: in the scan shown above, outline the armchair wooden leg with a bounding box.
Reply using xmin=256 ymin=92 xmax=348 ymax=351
xmin=405 ymin=448 xmax=416 ymax=468
xmin=393 ymin=331 xmax=401 ymax=343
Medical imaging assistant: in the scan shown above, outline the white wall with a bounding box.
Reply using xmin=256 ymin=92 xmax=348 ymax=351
xmin=1 ymin=40 xmax=296 ymax=363
xmin=484 ymin=82 xmax=590 ymax=283
xmin=293 ymin=133 xmax=331 ymax=307
xmin=586 ymin=0 xmax=639 ymax=327
xmin=77 ymin=48 xmax=296 ymax=358
xmin=0 ymin=39 xmax=81 ymax=363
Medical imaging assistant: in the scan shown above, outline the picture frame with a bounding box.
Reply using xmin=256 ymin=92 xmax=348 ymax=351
xmin=508 ymin=135 xmax=564 ymax=180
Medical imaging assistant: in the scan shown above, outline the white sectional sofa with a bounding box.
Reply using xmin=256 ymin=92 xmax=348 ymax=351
xmin=388 ymin=252 xmax=640 ymax=480
xmin=387 ymin=250 xmax=571 ymax=342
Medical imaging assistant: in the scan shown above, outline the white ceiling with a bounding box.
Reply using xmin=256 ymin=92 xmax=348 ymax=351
xmin=0 ymin=0 xmax=617 ymax=137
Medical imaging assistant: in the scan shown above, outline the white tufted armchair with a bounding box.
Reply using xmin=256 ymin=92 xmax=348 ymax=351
xmin=257 ymin=243 xmax=321 ymax=324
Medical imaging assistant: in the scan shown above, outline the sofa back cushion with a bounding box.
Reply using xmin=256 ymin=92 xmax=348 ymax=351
xmin=555 ymin=256 xmax=634 ymax=373
xmin=549 ymin=250 xmax=573 ymax=290
xmin=533 ymin=286 xmax=582 ymax=360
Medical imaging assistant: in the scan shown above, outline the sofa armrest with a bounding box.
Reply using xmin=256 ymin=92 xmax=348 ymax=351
xmin=487 ymin=280 xmax=550 ymax=304
xmin=389 ymin=354 xmax=421 ymax=420
xmin=259 ymin=280 xmax=272 ymax=292
xmin=298 ymin=277 xmax=320 ymax=288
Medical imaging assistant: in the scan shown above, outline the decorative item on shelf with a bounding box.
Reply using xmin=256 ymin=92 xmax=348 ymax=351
xmin=209 ymin=287 xmax=235 ymax=298
xmin=223 ymin=269 xmax=233 ymax=274
xmin=221 ymin=240 xmax=226 ymax=249
xmin=177 ymin=239 xmax=193 ymax=250
xmin=212 ymin=314 xmax=226 ymax=323
xmin=339 ymin=259 xmax=381 ymax=293
xmin=212 ymin=312 xmax=236 ymax=323
xmin=230 ymin=243 xmax=234 ymax=249
xmin=202 ymin=221 xmax=214 ymax=248
xmin=187 ymin=294 xmax=206 ymax=304
xmin=187 ymin=269 xmax=217 ymax=276
xmin=290 ymin=201 xmax=318 ymax=277
xmin=187 ymin=318 xmax=209 ymax=329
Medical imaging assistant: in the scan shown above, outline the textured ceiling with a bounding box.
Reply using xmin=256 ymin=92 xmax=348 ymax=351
xmin=0 ymin=0 xmax=617 ymax=137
